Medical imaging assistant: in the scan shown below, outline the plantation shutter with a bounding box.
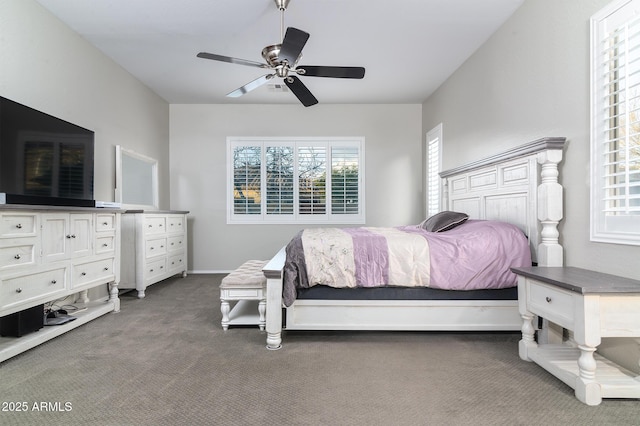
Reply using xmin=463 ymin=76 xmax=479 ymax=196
xmin=427 ymin=125 xmax=442 ymax=217
xmin=331 ymin=146 xmax=360 ymax=214
xmin=591 ymin=0 xmax=640 ymax=244
xmin=232 ymin=146 xmax=261 ymax=215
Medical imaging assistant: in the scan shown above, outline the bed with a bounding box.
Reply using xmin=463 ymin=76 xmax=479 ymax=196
xmin=263 ymin=137 xmax=566 ymax=349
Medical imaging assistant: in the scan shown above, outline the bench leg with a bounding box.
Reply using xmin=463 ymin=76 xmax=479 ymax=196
xmin=258 ymin=299 xmax=266 ymax=331
xmin=220 ymin=299 xmax=230 ymax=331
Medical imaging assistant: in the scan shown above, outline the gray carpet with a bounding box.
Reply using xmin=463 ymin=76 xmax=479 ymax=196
xmin=0 ymin=274 xmax=638 ymax=426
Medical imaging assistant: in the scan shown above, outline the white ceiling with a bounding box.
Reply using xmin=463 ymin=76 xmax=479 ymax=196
xmin=35 ymin=0 xmax=524 ymax=105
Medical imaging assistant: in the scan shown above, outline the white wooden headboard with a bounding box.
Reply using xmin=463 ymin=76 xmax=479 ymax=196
xmin=439 ymin=137 xmax=566 ymax=266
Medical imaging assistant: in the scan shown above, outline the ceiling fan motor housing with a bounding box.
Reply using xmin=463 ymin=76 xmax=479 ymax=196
xmin=261 ymin=44 xmax=282 ymax=67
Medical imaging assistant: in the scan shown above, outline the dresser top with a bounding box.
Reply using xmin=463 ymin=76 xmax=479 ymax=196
xmin=511 ymin=267 xmax=640 ymax=294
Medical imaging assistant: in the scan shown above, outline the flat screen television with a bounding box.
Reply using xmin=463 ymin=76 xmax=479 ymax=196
xmin=0 ymin=96 xmax=95 ymax=207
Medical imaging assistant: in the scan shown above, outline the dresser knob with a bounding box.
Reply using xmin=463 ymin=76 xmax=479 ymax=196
xmin=14 ymin=254 xmax=21 ymax=260
xmin=16 ymin=223 xmax=22 ymax=229
xmin=545 ymin=297 xmax=552 ymax=303
xmin=103 ymin=243 xmax=108 ymax=247
xmin=51 ymin=280 xmax=57 ymax=284
xmin=103 ymin=222 xmax=108 ymax=226
xmin=81 ymin=272 xmax=87 ymax=276
xmin=104 ymin=267 xmax=109 ymax=271
xmin=15 ymin=288 xmax=22 ymax=293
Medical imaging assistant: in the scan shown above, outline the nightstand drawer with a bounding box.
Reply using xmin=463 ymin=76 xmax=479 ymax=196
xmin=528 ymin=281 xmax=574 ymax=329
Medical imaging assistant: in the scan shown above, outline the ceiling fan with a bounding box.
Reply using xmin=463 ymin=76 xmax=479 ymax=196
xmin=196 ymin=0 xmax=365 ymax=107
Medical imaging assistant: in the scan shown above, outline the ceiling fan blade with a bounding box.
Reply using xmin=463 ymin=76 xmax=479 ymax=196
xmin=284 ymin=76 xmax=318 ymax=107
xmin=278 ymin=27 xmax=309 ymax=65
xmin=227 ymin=74 xmax=275 ymax=98
xmin=197 ymin=52 xmax=268 ymax=69
xmin=297 ymin=66 xmax=365 ymax=79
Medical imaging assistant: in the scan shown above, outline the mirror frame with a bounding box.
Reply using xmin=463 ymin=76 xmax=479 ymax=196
xmin=115 ymin=145 xmax=159 ymax=210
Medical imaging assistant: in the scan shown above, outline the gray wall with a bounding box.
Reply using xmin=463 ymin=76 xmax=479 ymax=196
xmin=422 ymin=0 xmax=639 ymax=371
xmin=169 ymin=104 xmax=423 ymax=271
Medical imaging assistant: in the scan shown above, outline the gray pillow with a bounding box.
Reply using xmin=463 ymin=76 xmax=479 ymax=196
xmin=419 ymin=211 xmax=469 ymax=232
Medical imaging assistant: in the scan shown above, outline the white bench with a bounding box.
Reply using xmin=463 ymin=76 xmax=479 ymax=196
xmin=220 ymin=260 xmax=267 ymax=331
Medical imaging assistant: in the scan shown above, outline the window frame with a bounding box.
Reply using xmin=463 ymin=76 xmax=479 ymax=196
xmin=227 ymin=136 xmax=365 ymax=225
xmin=590 ymin=0 xmax=640 ymax=245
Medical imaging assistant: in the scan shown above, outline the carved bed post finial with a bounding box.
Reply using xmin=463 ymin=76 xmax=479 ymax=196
xmin=537 ymin=149 xmax=564 ymax=267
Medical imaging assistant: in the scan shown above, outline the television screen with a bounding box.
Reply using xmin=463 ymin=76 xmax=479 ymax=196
xmin=0 ymin=96 xmax=94 ymax=207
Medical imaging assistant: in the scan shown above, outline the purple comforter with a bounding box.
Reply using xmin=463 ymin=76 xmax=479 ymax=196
xmin=282 ymin=220 xmax=532 ymax=307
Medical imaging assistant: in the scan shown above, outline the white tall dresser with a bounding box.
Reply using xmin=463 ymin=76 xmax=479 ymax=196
xmin=120 ymin=210 xmax=188 ymax=298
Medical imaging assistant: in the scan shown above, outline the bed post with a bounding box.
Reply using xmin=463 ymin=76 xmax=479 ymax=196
xmin=263 ymin=246 xmax=286 ymax=350
xmin=536 ymin=148 xmax=564 ymax=267
xmin=536 ymin=143 xmax=565 ymax=344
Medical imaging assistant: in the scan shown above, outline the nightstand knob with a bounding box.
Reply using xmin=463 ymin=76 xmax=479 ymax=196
xmin=546 ymin=296 xmax=552 ymax=303
xmin=14 ymin=254 xmax=20 ymax=260
xmin=51 ymin=280 xmax=57 ymax=284
xmin=16 ymin=223 xmax=22 ymax=229
xmin=15 ymin=288 xmax=22 ymax=293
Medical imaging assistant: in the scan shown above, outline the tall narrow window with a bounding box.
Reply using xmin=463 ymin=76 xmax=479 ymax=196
xmin=228 ymin=137 xmax=365 ymax=224
xmin=426 ymin=124 xmax=443 ymax=217
xmin=591 ymin=0 xmax=640 ymax=245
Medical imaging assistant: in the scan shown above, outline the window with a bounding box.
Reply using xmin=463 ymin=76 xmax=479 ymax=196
xmin=426 ymin=124 xmax=443 ymax=217
xmin=228 ymin=137 xmax=365 ymax=224
xmin=591 ymin=0 xmax=640 ymax=245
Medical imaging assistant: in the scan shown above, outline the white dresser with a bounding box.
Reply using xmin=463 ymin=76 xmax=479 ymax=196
xmin=0 ymin=206 xmax=122 ymax=362
xmin=120 ymin=210 xmax=188 ymax=298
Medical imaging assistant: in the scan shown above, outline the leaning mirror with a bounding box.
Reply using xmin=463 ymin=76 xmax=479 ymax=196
xmin=115 ymin=145 xmax=158 ymax=210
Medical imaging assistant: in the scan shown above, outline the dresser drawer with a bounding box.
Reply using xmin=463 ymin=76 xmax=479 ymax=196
xmin=95 ymin=235 xmax=115 ymax=254
xmin=0 ymin=213 xmax=37 ymax=238
xmin=72 ymin=258 xmax=115 ymax=289
xmin=167 ymin=235 xmax=185 ymax=252
xmin=145 ymin=237 xmax=167 ymax=258
xmin=0 ymin=267 xmax=67 ymax=311
xmin=145 ymin=258 xmax=166 ymax=281
xmin=96 ymin=213 xmax=116 ymax=232
xmin=168 ymin=253 xmax=185 ymax=272
xmin=0 ymin=243 xmax=37 ymax=270
xmin=144 ymin=216 xmax=166 ymax=235
xmin=527 ymin=280 xmax=575 ymax=329
xmin=167 ymin=216 xmax=185 ymax=233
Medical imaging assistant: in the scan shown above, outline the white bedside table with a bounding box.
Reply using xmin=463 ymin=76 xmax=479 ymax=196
xmin=512 ymin=266 xmax=640 ymax=406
